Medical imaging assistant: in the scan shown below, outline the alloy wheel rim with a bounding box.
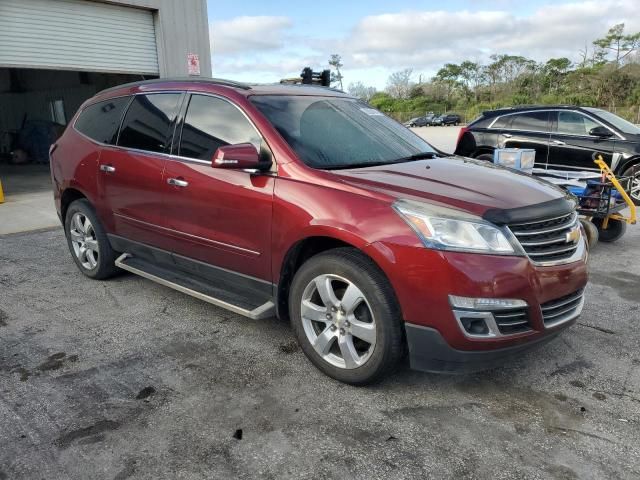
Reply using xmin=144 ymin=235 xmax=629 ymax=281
xmin=69 ymin=212 xmax=99 ymax=270
xmin=300 ymin=274 xmax=376 ymax=369
xmin=630 ymin=175 xmax=640 ymax=201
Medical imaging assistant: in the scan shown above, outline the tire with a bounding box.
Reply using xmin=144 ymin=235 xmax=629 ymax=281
xmin=579 ymin=219 xmax=599 ymax=249
xmin=288 ymin=247 xmax=405 ymax=385
xmin=621 ymin=164 xmax=640 ymax=206
xmin=475 ymin=153 xmax=494 ymax=162
xmin=64 ymin=199 xmax=120 ymax=279
xmin=592 ymin=217 xmax=626 ymax=243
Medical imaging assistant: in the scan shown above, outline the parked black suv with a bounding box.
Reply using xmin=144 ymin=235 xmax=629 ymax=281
xmin=431 ymin=114 xmax=461 ymax=126
xmin=455 ymin=105 xmax=640 ymax=204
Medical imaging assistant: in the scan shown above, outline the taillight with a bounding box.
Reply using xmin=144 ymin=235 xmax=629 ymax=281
xmin=456 ymin=126 xmax=468 ymax=148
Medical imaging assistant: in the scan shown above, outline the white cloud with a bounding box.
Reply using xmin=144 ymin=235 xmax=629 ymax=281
xmin=210 ymin=2 xmax=640 ymax=88
xmin=210 ymin=16 xmax=293 ymax=55
xmin=342 ymin=0 xmax=640 ymax=71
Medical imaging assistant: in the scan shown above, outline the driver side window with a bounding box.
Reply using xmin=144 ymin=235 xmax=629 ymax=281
xmin=557 ymin=111 xmax=600 ymax=136
xmin=178 ymin=94 xmax=262 ymax=161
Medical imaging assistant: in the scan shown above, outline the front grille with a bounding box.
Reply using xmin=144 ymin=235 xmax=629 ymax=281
xmin=541 ymin=289 xmax=585 ymax=327
xmin=508 ymin=212 xmax=580 ymax=263
xmin=493 ymin=309 xmax=531 ymax=335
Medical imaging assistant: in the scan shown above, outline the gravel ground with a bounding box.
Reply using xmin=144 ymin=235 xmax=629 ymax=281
xmin=1 ymin=222 xmax=639 ymax=480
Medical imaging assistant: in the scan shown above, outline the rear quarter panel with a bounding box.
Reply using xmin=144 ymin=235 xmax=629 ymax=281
xmin=50 ymin=128 xmax=101 ymax=221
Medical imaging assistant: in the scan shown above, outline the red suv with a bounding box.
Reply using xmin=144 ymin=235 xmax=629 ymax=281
xmin=50 ymin=78 xmax=588 ymax=384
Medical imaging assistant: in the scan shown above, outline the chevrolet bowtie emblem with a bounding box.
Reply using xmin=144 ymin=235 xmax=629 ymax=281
xmin=566 ymin=226 xmax=581 ymax=244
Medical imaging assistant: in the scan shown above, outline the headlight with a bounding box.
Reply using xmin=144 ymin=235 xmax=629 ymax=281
xmin=393 ymin=200 xmax=517 ymax=254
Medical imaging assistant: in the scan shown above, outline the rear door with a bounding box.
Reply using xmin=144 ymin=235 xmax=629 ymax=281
xmin=98 ymin=92 xmax=183 ymax=249
xmin=499 ymin=111 xmax=551 ymax=168
xmin=547 ymin=110 xmax=617 ymax=171
xmin=162 ymin=93 xmax=275 ymax=281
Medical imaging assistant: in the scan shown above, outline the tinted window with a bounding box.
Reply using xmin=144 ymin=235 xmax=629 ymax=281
xmin=75 ymin=97 xmax=130 ymax=144
xmin=557 ymin=111 xmax=600 ymax=136
xmin=118 ymin=93 xmax=182 ymax=153
xmin=510 ymin=112 xmax=549 ymax=132
xmin=490 ymin=115 xmax=513 ymax=129
xmin=557 ymin=111 xmax=603 ymax=136
xmin=584 ymin=108 xmax=640 ymax=135
xmin=179 ymin=95 xmax=262 ymax=161
xmin=250 ymin=95 xmax=436 ymax=169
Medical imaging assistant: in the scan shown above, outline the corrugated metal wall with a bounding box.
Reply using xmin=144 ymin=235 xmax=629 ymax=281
xmin=0 ymin=0 xmax=159 ymax=74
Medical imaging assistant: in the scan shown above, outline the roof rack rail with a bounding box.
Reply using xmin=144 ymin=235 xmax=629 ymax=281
xmin=98 ymin=77 xmax=252 ymax=95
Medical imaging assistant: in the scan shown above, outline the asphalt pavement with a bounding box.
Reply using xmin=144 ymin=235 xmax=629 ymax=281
xmin=1 ymin=222 xmax=639 ymax=479
xmin=413 ymin=125 xmax=462 ymax=153
xmin=1 ymin=124 xmax=639 ymax=479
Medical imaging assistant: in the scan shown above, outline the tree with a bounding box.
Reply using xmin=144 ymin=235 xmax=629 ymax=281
xmin=593 ymin=23 xmax=640 ymax=68
xmin=543 ymin=58 xmax=572 ymax=94
xmin=328 ymin=54 xmax=344 ymax=89
xmin=386 ymin=68 xmax=413 ymax=99
xmin=459 ymin=61 xmax=484 ymax=101
xmin=347 ymin=82 xmax=377 ymax=102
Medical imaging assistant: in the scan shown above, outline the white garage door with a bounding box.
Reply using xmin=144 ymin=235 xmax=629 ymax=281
xmin=0 ymin=0 xmax=159 ymax=74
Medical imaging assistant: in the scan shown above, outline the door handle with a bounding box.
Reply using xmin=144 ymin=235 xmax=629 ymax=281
xmin=99 ymin=164 xmax=115 ymax=173
xmin=503 ymin=133 xmax=513 ymax=138
xmin=167 ymin=178 xmax=189 ymax=188
xmin=552 ymin=140 xmax=566 ymax=145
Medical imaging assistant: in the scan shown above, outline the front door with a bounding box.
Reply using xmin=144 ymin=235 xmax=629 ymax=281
xmin=162 ymin=93 xmax=275 ymax=281
xmin=98 ymin=92 xmax=183 ymax=250
xmin=547 ymin=110 xmax=618 ymax=172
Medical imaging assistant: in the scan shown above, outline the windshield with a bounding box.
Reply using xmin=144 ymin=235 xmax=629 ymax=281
xmin=250 ymin=95 xmax=437 ymax=169
xmin=584 ymin=108 xmax=640 ymax=135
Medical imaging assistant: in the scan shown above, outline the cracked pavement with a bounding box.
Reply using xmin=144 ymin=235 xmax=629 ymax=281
xmin=1 ymin=225 xmax=639 ymax=479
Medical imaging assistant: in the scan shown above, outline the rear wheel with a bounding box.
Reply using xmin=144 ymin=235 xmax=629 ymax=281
xmin=64 ymin=199 xmax=120 ymax=279
xmin=288 ymin=248 xmax=404 ymax=385
xmin=592 ymin=217 xmax=626 ymax=243
xmin=621 ymin=164 xmax=640 ymax=206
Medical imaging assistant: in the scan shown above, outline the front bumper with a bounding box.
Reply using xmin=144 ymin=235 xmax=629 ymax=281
xmin=404 ymin=323 xmax=562 ymax=373
xmin=364 ymin=239 xmax=588 ymax=367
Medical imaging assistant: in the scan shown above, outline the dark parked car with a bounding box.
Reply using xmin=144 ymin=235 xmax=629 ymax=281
xmin=455 ymin=105 xmax=640 ymax=204
xmin=440 ymin=114 xmax=461 ymax=126
xmin=404 ymin=117 xmax=421 ymax=127
xmin=50 ymin=79 xmax=588 ymax=384
xmin=405 ymin=114 xmax=434 ymax=127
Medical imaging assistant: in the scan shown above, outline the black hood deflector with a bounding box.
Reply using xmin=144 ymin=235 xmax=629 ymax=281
xmin=483 ymin=196 xmax=576 ymax=226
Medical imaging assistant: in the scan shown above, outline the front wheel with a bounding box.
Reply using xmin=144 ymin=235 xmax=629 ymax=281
xmin=289 ymin=248 xmax=405 ymax=385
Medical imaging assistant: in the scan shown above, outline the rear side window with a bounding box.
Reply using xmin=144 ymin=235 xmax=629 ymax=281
xmin=490 ymin=115 xmax=513 ymax=129
xmin=178 ymin=94 xmax=261 ymax=161
xmin=118 ymin=93 xmax=182 ymax=153
xmin=74 ymin=97 xmax=130 ymax=144
xmin=509 ymin=111 xmax=549 ymax=132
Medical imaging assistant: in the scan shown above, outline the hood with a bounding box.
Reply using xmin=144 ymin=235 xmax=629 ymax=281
xmin=331 ymin=156 xmax=570 ymax=217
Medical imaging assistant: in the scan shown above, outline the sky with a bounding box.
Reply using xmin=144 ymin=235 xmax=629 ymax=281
xmin=206 ymin=0 xmax=640 ymax=90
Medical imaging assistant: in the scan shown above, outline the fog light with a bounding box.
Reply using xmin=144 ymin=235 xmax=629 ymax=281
xmin=449 ymin=296 xmax=527 ymax=311
xmin=460 ymin=317 xmax=490 ymax=335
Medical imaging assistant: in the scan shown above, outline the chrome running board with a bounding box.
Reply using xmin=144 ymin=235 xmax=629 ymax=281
xmin=115 ymin=253 xmax=275 ymax=320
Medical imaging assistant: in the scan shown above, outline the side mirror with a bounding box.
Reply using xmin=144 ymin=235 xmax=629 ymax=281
xmin=589 ymin=126 xmax=613 ymax=138
xmin=212 ymin=143 xmax=262 ymax=170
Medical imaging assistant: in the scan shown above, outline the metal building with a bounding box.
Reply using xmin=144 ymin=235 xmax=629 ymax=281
xmin=0 ymin=0 xmax=211 ymax=164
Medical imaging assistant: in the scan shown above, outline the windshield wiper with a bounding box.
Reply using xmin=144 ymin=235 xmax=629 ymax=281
xmin=390 ymin=151 xmax=438 ymax=163
xmin=324 ymin=152 xmax=438 ymax=170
